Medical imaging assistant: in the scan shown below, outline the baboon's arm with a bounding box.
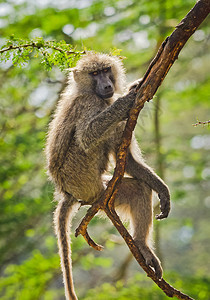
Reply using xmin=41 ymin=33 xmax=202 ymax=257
xmin=77 ymin=90 xmax=136 ymax=150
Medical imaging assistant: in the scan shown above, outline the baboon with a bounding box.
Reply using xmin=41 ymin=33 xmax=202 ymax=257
xmin=45 ymin=52 xmax=170 ymax=300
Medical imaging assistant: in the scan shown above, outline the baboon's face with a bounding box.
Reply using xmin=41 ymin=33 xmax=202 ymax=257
xmin=89 ymin=67 xmax=115 ymax=99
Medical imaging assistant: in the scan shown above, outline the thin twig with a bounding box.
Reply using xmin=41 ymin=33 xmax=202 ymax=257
xmin=0 ymin=42 xmax=85 ymax=55
xmin=193 ymin=120 xmax=210 ymax=127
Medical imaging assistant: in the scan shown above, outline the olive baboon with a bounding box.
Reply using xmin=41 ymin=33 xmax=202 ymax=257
xmin=45 ymin=52 xmax=170 ymax=300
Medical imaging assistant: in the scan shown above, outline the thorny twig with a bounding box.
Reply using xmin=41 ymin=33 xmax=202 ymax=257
xmin=76 ymin=1 xmax=210 ymax=299
xmin=193 ymin=120 xmax=210 ymax=127
xmin=0 ymin=42 xmax=85 ymax=55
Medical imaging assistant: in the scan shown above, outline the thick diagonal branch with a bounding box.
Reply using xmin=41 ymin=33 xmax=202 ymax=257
xmin=76 ymin=1 xmax=209 ymax=299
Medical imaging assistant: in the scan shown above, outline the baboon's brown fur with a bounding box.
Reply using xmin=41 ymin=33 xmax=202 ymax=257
xmin=46 ymin=52 xmax=170 ymax=300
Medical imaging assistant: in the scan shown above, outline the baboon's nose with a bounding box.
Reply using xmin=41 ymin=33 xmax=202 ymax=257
xmin=105 ymin=84 xmax=112 ymax=89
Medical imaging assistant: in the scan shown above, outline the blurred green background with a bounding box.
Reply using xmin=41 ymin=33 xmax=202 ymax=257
xmin=0 ymin=0 xmax=210 ymax=299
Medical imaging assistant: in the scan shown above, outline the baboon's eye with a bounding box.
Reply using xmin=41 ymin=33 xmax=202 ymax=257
xmin=103 ymin=67 xmax=110 ymax=73
xmin=92 ymin=71 xmax=98 ymax=76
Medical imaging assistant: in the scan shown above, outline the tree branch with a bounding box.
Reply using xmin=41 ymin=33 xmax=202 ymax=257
xmin=0 ymin=41 xmax=85 ymax=55
xmin=193 ymin=120 xmax=210 ymax=126
xmin=76 ymin=0 xmax=210 ymax=299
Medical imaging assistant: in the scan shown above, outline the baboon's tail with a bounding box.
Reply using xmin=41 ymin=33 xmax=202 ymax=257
xmin=54 ymin=192 xmax=79 ymax=300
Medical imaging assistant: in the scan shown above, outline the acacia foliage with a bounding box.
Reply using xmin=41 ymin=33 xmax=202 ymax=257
xmin=0 ymin=36 xmax=84 ymax=70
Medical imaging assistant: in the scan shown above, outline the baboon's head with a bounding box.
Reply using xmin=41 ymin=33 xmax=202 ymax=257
xmin=72 ymin=52 xmax=126 ymax=98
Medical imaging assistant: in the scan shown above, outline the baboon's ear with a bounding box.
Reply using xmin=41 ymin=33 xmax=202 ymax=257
xmin=72 ymin=69 xmax=80 ymax=82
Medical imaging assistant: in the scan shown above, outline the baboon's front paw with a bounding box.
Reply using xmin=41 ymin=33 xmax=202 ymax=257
xmin=128 ymin=78 xmax=143 ymax=91
xmin=156 ymin=192 xmax=170 ymax=220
